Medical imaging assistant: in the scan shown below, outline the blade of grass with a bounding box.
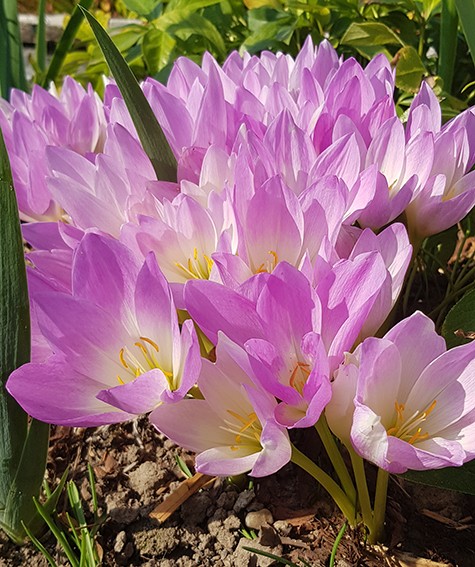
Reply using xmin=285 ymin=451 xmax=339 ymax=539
xmin=80 ymin=7 xmax=178 ymax=182
xmin=454 ymin=0 xmax=475 ymax=70
xmin=42 ymin=0 xmax=93 ymax=87
xmin=242 ymin=546 xmax=301 ymax=566
xmin=439 ymin=0 xmax=458 ymax=92
xmin=22 ymin=521 xmax=59 ymax=567
xmin=32 ymin=498 xmax=79 ymax=567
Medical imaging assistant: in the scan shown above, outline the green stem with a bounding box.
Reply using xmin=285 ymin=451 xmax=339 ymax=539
xmin=291 ymin=445 xmax=356 ymax=526
xmin=348 ymin=448 xmax=374 ymax=535
xmin=402 ymin=256 xmax=419 ymax=317
xmin=369 ymin=469 xmax=389 ymax=544
xmin=315 ymin=417 xmax=356 ymax=504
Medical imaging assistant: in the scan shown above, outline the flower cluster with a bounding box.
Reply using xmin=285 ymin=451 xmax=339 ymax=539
xmin=3 ymin=38 xmax=475 ymax=539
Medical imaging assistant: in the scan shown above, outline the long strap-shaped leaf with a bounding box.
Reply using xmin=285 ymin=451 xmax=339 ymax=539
xmin=454 ymin=0 xmax=475 ymax=71
xmin=0 ymin=131 xmax=49 ymax=543
xmin=80 ymin=7 xmax=178 ymax=182
xmin=0 ymin=0 xmax=28 ymax=97
xmin=42 ymin=0 xmax=93 ymax=87
xmin=439 ymin=0 xmax=458 ymax=93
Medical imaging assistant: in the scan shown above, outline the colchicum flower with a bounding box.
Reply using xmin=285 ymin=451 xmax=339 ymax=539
xmin=7 ymin=233 xmax=201 ymax=425
xmin=326 ymin=312 xmax=475 ymax=473
xmin=151 ymin=334 xmax=292 ymax=477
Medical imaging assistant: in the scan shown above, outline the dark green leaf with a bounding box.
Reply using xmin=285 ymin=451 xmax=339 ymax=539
xmin=454 ymin=0 xmax=475 ymax=71
xmin=35 ymin=0 xmax=47 ymax=75
xmin=402 ymin=460 xmax=475 ymax=495
xmin=42 ymin=0 xmax=94 ymax=87
xmin=439 ymin=0 xmax=458 ymax=92
xmin=442 ymin=288 xmax=475 ymax=349
xmin=0 ymin=0 xmax=28 ymax=96
xmin=0 ymin=130 xmax=49 ymax=543
xmin=80 ymin=7 xmax=177 ymax=182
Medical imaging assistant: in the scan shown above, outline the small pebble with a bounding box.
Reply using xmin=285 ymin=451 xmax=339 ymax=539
xmin=245 ymin=508 xmax=274 ymax=530
xmin=273 ymin=520 xmax=292 ymax=537
xmin=114 ymin=530 xmax=127 ymax=553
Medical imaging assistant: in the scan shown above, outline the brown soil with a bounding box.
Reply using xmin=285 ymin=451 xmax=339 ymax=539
xmin=0 ymin=419 xmax=474 ymax=567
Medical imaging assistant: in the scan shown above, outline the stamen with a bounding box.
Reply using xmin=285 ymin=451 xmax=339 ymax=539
xmin=117 ymin=375 xmax=125 ymax=385
xmin=387 ymin=399 xmax=437 ymax=445
xmin=140 ymin=336 xmax=159 ymax=351
xmin=289 ymin=362 xmax=310 ymax=395
xmin=175 ymin=247 xmax=214 ymax=280
xmin=224 ymin=410 xmax=261 ymax=449
xmin=119 ymin=348 xmax=128 ymax=369
xmin=117 ymin=336 xmax=174 ymax=388
xmin=255 ymin=250 xmax=279 ymax=274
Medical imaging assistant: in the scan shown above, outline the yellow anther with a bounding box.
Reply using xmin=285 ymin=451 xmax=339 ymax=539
xmin=289 ymin=362 xmax=310 ymax=395
xmin=140 ymin=336 xmax=159 ymax=351
xmin=255 ymin=250 xmax=279 ymax=274
xmin=117 ymin=375 xmax=125 ymax=385
xmin=423 ymin=399 xmax=437 ymax=418
xmin=225 ymin=410 xmax=260 ymax=448
xmin=119 ymin=348 xmax=128 ymax=369
xmin=269 ymin=250 xmax=278 ymax=265
xmin=387 ymin=399 xmax=437 ymax=445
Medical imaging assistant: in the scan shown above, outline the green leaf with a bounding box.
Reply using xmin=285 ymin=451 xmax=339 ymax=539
xmin=143 ymin=29 xmax=176 ymax=74
xmin=243 ymin=10 xmax=296 ymax=53
xmin=122 ymin=0 xmax=160 ymax=16
xmin=442 ymin=288 xmax=475 ymax=349
xmin=167 ymin=0 xmax=222 ymax=10
xmin=35 ymin=0 xmax=47 ymax=75
xmin=0 ymin=130 xmax=49 ymax=544
xmin=0 ymin=0 xmax=28 ymax=97
xmin=421 ymin=0 xmax=441 ymax=19
xmin=158 ymin=12 xmax=226 ymax=59
xmin=80 ymin=7 xmax=177 ymax=182
xmin=341 ymin=22 xmax=404 ymax=48
xmin=402 ymin=460 xmax=475 ymax=495
xmin=394 ymin=45 xmax=426 ymax=92
xmin=439 ymin=0 xmax=458 ymax=93
xmin=42 ymin=0 xmax=94 ymax=87
xmin=454 ymin=0 xmax=475 ymax=71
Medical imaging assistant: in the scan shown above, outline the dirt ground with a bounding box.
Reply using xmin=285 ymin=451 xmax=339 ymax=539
xmin=0 ymin=418 xmax=474 ymax=567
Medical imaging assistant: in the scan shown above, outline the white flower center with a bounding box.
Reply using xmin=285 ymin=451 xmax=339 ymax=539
xmin=117 ymin=336 xmax=174 ymax=388
xmin=386 ymin=399 xmax=437 ymax=445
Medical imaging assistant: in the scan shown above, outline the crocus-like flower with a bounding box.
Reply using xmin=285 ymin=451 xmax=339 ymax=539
xmin=7 ymin=233 xmax=201 ymax=426
xmin=186 ymin=255 xmax=388 ymax=428
xmin=151 ymin=334 xmax=291 ymax=477
xmin=0 ymin=78 xmax=107 ymax=221
xmin=326 ymin=311 xmax=475 ymax=473
xmin=405 ymin=94 xmax=475 ymax=242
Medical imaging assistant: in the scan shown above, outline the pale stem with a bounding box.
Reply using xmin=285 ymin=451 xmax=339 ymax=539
xmin=291 ymin=444 xmax=357 ymax=527
xmin=348 ymin=447 xmax=374 ymax=536
xmin=369 ymin=468 xmax=390 ymax=544
xmin=315 ymin=416 xmax=356 ymax=504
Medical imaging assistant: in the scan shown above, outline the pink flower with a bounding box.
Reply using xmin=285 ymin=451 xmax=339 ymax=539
xmin=326 ymin=312 xmax=475 ymax=473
